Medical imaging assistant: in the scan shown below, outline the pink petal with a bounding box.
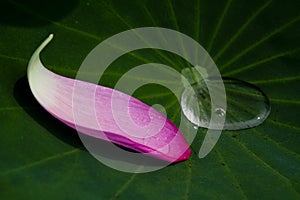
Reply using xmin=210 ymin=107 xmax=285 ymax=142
xmin=27 ymin=34 xmax=191 ymax=163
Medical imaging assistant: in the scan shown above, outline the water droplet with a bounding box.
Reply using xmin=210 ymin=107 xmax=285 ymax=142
xmin=180 ymin=68 xmax=271 ymax=130
xmin=193 ymin=126 xmax=198 ymax=130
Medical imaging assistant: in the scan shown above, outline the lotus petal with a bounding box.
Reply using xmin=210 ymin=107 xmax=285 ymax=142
xmin=27 ymin=34 xmax=191 ymax=163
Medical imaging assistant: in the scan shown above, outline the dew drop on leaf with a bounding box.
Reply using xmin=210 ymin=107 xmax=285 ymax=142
xmin=180 ymin=67 xmax=271 ymax=130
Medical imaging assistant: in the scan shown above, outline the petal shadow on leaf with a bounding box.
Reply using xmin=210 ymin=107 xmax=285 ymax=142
xmin=13 ymin=76 xmax=84 ymax=149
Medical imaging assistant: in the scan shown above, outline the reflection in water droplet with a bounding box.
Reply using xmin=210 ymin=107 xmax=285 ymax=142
xmin=180 ymin=67 xmax=271 ymax=130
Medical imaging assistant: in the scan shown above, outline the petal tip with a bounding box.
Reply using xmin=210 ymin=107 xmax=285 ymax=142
xmin=175 ymin=147 xmax=191 ymax=162
xmin=49 ymin=33 xmax=54 ymax=40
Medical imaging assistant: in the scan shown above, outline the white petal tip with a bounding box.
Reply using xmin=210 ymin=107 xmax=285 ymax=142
xmin=49 ymin=33 xmax=54 ymax=39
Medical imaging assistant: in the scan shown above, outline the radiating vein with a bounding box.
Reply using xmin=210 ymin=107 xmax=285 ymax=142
xmin=229 ymin=135 xmax=300 ymax=195
xmin=193 ymin=0 xmax=201 ymax=66
xmin=0 ymin=107 xmax=21 ymax=111
xmin=0 ymin=53 xmax=76 ymax=78
xmin=194 ymin=0 xmax=201 ymax=41
xmin=165 ymin=0 xmax=190 ymax=69
xmin=269 ymin=98 xmax=300 ymax=105
xmin=99 ymin=0 xmax=133 ymax=29
xmin=207 ymin=0 xmax=232 ymax=52
xmin=1 ymin=149 xmax=79 ymax=176
xmin=138 ymin=91 xmax=175 ymax=100
xmin=267 ymin=119 xmax=300 ymax=131
xmin=214 ymin=0 xmax=272 ymax=61
xmin=215 ymin=148 xmax=248 ymax=199
xmin=0 ymin=52 xmax=75 ymax=74
xmin=223 ymin=48 xmax=300 ymax=75
xmin=252 ymin=129 xmax=300 ymax=161
xmin=0 ymin=106 xmax=34 ymax=111
xmin=0 ymin=53 xmax=28 ymax=63
xmin=220 ymin=15 xmax=300 ymax=70
xmin=109 ymin=173 xmax=139 ymax=200
xmin=141 ymin=3 xmax=159 ymax=26
xmin=166 ymin=0 xmax=179 ymax=30
xmin=251 ymin=76 xmax=300 ymax=84
xmin=184 ymin=159 xmax=192 ymax=200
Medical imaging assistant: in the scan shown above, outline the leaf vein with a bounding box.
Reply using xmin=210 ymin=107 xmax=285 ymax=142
xmin=1 ymin=149 xmax=79 ymax=176
xmin=214 ymin=0 xmax=272 ymax=61
xmin=220 ymin=15 xmax=300 ymax=70
xmin=223 ymin=48 xmax=300 ymax=75
xmin=229 ymin=135 xmax=300 ymax=195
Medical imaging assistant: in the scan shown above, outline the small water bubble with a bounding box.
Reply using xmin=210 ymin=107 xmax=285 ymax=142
xmin=215 ymin=108 xmax=226 ymax=117
xmin=193 ymin=126 xmax=198 ymax=130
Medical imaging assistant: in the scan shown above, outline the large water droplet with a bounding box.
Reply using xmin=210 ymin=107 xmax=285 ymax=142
xmin=180 ymin=67 xmax=271 ymax=130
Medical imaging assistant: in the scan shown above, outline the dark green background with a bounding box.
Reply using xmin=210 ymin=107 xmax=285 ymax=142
xmin=0 ymin=0 xmax=299 ymax=199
